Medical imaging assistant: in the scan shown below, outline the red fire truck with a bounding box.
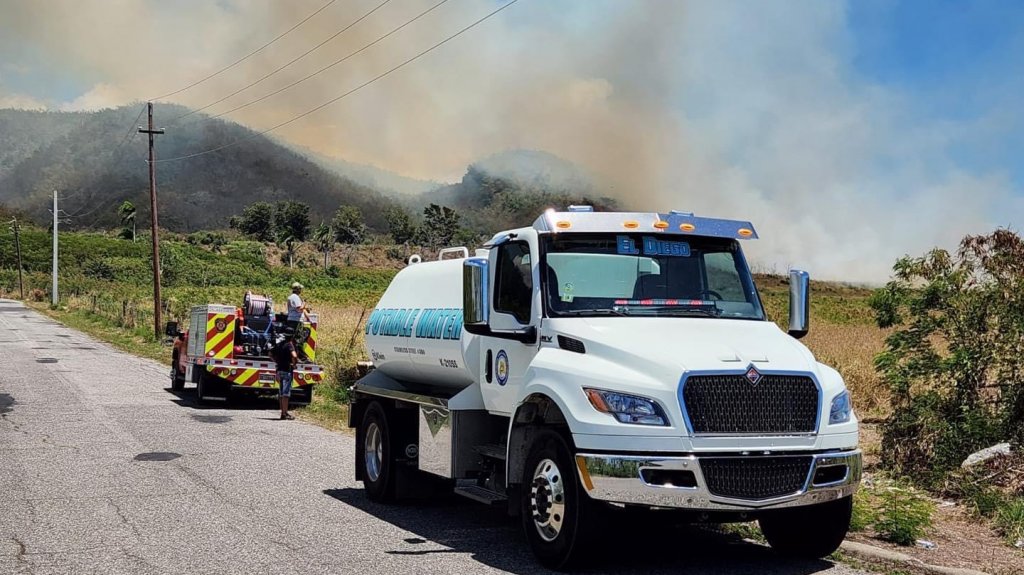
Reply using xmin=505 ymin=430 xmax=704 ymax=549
xmin=169 ymin=292 xmax=323 ymax=404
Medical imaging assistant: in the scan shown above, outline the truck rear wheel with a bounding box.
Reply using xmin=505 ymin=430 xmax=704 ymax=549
xmin=170 ymin=351 xmax=185 ymax=392
xmin=359 ymin=402 xmax=398 ymax=502
xmin=520 ymin=430 xmax=597 ymax=570
xmin=759 ymin=496 xmax=852 ymax=558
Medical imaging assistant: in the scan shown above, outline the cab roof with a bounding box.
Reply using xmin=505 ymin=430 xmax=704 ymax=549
xmin=532 ymin=209 xmax=758 ymax=240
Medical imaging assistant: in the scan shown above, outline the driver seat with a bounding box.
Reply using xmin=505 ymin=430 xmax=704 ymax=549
xmin=632 ymin=273 xmax=668 ymax=299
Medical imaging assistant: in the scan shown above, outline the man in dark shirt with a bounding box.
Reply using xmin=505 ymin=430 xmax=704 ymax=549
xmin=273 ymin=330 xmax=298 ymax=420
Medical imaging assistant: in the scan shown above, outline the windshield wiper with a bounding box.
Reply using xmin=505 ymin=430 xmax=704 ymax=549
xmin=553 ymin=308 xmax=629 ymax=317
xmin=629 ymin=305 xmax=721 ymax=317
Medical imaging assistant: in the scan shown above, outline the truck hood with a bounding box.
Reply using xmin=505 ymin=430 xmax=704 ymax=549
xmin=545 ymin=317 xmax=822 ymax=386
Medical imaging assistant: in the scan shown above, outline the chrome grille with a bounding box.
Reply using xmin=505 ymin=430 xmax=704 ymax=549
xmin=682 ymin=374 xmax=818 ymax=434
xmin=701 ymin=456 xmax=812 ymax=500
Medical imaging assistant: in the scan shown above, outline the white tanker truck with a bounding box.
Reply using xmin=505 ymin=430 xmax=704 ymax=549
xmin=349 ymin=207 xmax=860 ymax=569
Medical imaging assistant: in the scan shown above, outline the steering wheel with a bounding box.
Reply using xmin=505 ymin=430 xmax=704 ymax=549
xmin=693 ymin=289 xmax=723 ymax=301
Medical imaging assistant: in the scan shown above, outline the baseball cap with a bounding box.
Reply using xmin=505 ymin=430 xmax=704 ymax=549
xmin=291 ymin=282 xmax=304 ymax=290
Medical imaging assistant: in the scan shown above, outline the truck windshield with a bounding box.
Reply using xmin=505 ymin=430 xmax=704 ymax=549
xmin=541 ymin=234 xmax=765 ymax=320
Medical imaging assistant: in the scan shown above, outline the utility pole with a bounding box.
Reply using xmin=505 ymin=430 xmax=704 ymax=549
xmin=52 ymin=190 xmax=58 ymax=306
xmin=6 ymin=218 xmax=23 ymax=300
xmin=139 ymin=102 xmax=165 ymax=340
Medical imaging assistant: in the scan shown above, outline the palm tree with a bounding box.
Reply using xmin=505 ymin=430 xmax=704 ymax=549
xmin=118 ymin=201 xmax=136 ymax=242
xmin=313 ymin=221 xmax=334 ymax=271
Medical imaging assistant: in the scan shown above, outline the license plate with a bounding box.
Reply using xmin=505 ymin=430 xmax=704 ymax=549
xmin=259 ymin=373 xmax=276 ymax=383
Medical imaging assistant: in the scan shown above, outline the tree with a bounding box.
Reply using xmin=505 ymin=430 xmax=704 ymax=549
xmin=416 ymin=204 xmax=460 ymax=248
xmin=331 ymin=205 xmax=366 ymax=245
xmin=118 ymin=201 xmax=136 ymax=242
xmin=313 ymin=221 xmax=334 ymax=270
xmin=273 ymin=201 xmax=311 ymax=269
xmin=274 ymin=201 xmax=311 ymax=242
xmin=870 ymin=229 xmax=1024 ymax=485
xmin=236 ymin=202 xmax=275 ymax=242
xmin=384 ymin=206 xmax=415 ymax=244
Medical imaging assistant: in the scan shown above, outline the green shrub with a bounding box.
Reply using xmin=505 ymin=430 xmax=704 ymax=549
xmin=995 ymin=497 xmax=1024 ymax=546
xmin=873 ymin=485 xmax=934 ymax=545
xmin=871 ymin=230 xmax=1024 ymax=485
xmin=850 ymin=491 xmax=878 ymax=532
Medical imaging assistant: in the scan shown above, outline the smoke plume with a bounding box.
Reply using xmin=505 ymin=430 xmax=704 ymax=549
xmin=0 ymin=0 xmax=1020 ymax=281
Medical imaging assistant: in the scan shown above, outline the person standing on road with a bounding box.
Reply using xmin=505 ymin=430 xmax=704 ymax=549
xmin=273 ymin=329 xmax=298 ymax=420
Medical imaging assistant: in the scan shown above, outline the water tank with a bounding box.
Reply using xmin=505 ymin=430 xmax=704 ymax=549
xmin=363 ymin=258 xmax=478 ymax=389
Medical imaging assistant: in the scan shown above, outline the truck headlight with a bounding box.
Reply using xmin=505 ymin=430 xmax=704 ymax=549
xmin=829 ymin=391 xmax=852 ymax=425
xmin=584 ymin=388 xmax=668 ymax=426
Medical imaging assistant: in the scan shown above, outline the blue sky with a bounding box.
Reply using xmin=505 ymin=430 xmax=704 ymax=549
xmin=846 ymin=0 xmax=1024 ymax=186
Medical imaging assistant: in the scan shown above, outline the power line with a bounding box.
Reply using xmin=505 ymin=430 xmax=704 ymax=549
xmin=185 ymin=0 xmax=449 ymax=126
xmin=151 ymin=0 xmax=340 ymax=101
xmin=172 ymin=0 xmax=393 ymax=123
xmin=153 ymin=0 xmax=519 ymax=164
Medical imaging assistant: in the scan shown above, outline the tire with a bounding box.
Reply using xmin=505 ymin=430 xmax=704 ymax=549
xmin=170 ymin=351 xmax=185 ymax=392
xmin=358 ymin=402 xmax=398 ymax=502
xmin=759 ymin=496 xmax=852 ymax=558
xmin=294 ymin=385 xmax=314 ymax=405
xmin=196 ymin=372 xmax=214 ymax=405
xmin=520 ymin=430 xmax=597 ymax=570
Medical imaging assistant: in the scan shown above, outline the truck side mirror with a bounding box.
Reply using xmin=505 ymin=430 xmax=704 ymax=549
xmin=164 ymin=321 xmax=180 ymax=338
xmin=788 ymin=269 xmax=810 ymax=339
xmin=463 ymin=257 xmax=490 ymax=335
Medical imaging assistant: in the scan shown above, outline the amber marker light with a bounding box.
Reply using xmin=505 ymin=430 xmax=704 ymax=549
xmin=679 ymin=223 xmax=696 ymax=232
xmin=653 ymin=220 xmax=669 ymax=230
xmin=623 ymin=220 xmax=640 ymax=229
xmin=576 ymin=456 xmax=595 ymax=491
xmin=738 ymin=228 xmax=753 ymax=237
xmin=556 ymin=220 xmax=572 ymax=229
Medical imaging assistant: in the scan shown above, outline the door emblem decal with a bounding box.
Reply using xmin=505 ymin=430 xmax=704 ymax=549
xmin=495 ymin=350 xmax=509 ymax=386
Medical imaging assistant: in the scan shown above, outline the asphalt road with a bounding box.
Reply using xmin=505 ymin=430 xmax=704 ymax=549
xmin=0 ymin=299 xmax=876 ymax=575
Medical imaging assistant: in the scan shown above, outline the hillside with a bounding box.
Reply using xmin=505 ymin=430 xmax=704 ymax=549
xmin=419 ymin=149 xmax=620 ymax=232
xmin=0 ymin=105 xmax=397 ymax=232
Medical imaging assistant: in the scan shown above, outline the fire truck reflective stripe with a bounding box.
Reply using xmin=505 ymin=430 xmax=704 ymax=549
xmin=209 ymin=336 xmax=234 ymax=359
xmin=302 ymin=322 xmax=318 ymax=361
xmin=204 ymin=314 xmax=236 ymax=359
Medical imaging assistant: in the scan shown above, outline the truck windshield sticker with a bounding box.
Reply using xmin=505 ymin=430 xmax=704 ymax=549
xmin=365 ymin=307 xmax=464 ymax=341
xmin=616 ymin=235 xmax=691 ymax=257
xmin=495 ymin=350 xmax=509 ymax=386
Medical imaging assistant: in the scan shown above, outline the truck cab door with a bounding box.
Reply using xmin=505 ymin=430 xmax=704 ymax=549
xmin=478 ymin=238 xmax=540 ymax=415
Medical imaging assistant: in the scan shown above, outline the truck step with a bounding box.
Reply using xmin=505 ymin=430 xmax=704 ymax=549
xmin=453 ymin=484 xmax=508 ymax=505
xmin=475 ymin=444 xmax=507 ymax=461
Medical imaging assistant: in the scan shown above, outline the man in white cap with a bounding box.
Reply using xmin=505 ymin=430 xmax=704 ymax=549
xmin=287 ymin=282 xmax=310 ymax=334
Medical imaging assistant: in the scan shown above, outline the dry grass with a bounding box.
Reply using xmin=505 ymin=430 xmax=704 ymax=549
xmin=802 ymin=323 xmax=890 ymax=418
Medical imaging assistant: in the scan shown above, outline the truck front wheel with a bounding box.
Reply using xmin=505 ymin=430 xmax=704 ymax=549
xmin=759 ymin=496 xmax=852 ymax=558
xmin=520 ymin=430 xmax=597 ymax=570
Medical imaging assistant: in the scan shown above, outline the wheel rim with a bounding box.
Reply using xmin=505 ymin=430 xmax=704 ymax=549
xmin=530 ymin=458 xmax=566 ymax=542
xmin=365 ymin=421 xmax=383 ymax=482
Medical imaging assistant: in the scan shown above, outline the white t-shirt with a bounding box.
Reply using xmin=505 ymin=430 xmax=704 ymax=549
xmin=287 ymin=293 xmax=304 ymax=321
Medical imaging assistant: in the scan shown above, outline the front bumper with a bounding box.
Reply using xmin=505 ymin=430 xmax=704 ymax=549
xmin=576 ymin=449 xmax=861 ymax=511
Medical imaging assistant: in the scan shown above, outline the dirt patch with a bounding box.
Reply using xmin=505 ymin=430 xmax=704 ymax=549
xmin=849 ymin=503 xmax=1023 ymax=574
